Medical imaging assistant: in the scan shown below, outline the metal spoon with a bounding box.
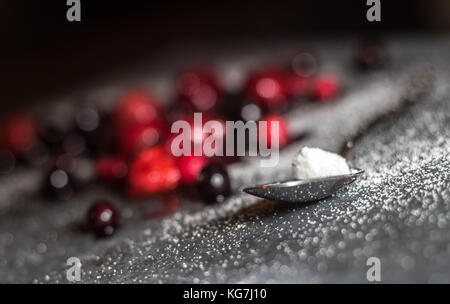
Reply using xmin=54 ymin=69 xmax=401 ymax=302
xmin=242 ymin=69 xmax=433 ymax=203
xmin=243 ymin=169 xmax=364 ymax=203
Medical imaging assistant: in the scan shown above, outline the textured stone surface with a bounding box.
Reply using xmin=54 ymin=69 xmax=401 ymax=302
xmin=0 ymin=37 xmax=449 ymax=283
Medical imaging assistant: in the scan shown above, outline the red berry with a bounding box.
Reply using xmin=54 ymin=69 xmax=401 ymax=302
xmin=114 ymin=89 xmax=164 ymax=132
xmin=177 ymin=155 xmax=209 ymax=184
xmin=119 ymin=122 xmax=166 ymax=157
xmin=312 ymin=74 xmax=340 ymax=101
xmin=0 ymin=114 xmax=37 ymax=155
xmin=246 ymin=69 xmax=289 ymax=110
xmin=258 ymin=115 xmax=290 ymax=148
xmin=88 ymin=201 xmax=119 ymax=237
xmin=176 ymin=68 xmax=222 ymax=113
xmin=286 ymin=74 xmax=312 ymax=99
xmin=95 ymin=155 xmax=128 ymax=182
xmin=127 ymin=146 xmax=180 ymax=198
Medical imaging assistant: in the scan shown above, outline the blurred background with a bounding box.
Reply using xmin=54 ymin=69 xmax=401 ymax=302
xmin=1 ymin=0 xmax=450 ymax=113
xmin=1 ymin=0 xmax=450 ymax=284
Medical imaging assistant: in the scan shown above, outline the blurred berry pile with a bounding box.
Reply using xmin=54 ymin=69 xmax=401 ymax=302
xmin=0 ymin=40 xmax=386 ymax=237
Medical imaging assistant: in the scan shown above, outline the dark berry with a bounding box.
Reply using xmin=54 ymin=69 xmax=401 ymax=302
xmin=55 ymin=154 xmax=94 ymax=186
xmin=38 ymin=103 xmax=75 ymax=151
xmin=176 ymin=68 xmax=222 ymax=113
xmin=223 ymin=93 xmax=264 ymax=122
xmin=22 ymin=140 xmax=50 ymax=167
xmin=43 ymin=168 xmax=76 ymax=201
xmin=196 ymin=162 xmax=231 ymax=204
xmin=74 ymin=104 xmax=110 ymax=155
xmin=88 ymin=201 xmax=119 ymax=237
xmin=291 ymin=52 xmax=318 ymax=78
xmin=84 ymin=114 xmax=117 ymax=156
xmin=356 ymin=39 xmax=388 ymax=71
xmin=62 ymin=132 xmax=87 ymax=157
xmin=75 ymin=105 xmax=100 ymax=133
xmin=0 ymin=149 xmax=15 ymax=175
xmin=44 ymin=156 xmax=94 ymax=200
xmin=70 ymin=157 xmax=95 ymax=188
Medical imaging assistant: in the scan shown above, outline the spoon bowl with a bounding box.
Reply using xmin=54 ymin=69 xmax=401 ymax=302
xmin=243 ymin=169 xmax=364 ymax=203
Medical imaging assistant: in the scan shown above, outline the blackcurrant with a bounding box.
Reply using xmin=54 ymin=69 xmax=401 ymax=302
xmin=87 ymin=201 xmax=119 ymax=237
xmin=196 ymin=162 xmax=231 ymax=204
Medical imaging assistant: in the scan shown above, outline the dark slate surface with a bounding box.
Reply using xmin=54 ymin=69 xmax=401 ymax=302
xmin=0 ymin=37 xmax=449 ymax=283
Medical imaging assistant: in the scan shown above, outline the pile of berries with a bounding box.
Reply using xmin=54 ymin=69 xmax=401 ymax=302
xmin=0 ymin=42 xmax=386 ymax=237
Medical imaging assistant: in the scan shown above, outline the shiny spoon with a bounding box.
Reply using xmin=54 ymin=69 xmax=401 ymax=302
xmin=242 ymin=69 xmax=433 ymax=203
xmin=243 ymin=169 xmax=364 ymax=203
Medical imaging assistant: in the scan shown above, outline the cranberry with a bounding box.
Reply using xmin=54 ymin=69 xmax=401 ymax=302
xmin=312 ymin=74 xmax=341 ymax=101
xmin=356 ymin=39 xmax=388 ymax=71
xmin=118 ymin=122 xmax=166 ymax=157
xmin=127 ymin=146 xmax=180 ymax=198
xmin=176 ymin=68 xmax=222 ymax=113
xmin=0 ymin=114 xmax=38 ymax=156
xmin=286 ymin=74 xmax=312 ymax=99
xmin=245 ymin=68 xmax=289 ymax=111
xmin=258 ymin=115 xmax=290 ymax=148
xmin=196 ymin=162 xmax=231 ymax=204
xmin=114 ymin=89 xmax=164 ymax=132
xmin=177 ymin=155 xmax=209 ymax=184
xmin=95 ymin=155 xmax=128 ymax=182
xmin=88 ymin=201 xmax=119 ymax=237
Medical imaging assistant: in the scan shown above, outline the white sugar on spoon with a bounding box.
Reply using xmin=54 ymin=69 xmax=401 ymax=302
xmin=292 ymin=147 xmax=351 ymax=180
